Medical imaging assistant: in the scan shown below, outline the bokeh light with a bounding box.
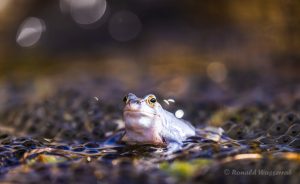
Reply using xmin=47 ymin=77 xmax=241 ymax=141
xmin=16 ymin=17 xmax=45 ymax=47
xmin=0 ymin=0 xmax=9 ymax=12
xmin=206 ymin=62 xmax=228 ymax=83
xmin=108 ymin=11 xmax=142 ymax=42
xmin=60 ymin=0 xmax=107 ymax=25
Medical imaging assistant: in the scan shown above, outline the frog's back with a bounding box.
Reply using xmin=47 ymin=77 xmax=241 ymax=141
xmin=160 ymin=110 xmax=195 ymax=144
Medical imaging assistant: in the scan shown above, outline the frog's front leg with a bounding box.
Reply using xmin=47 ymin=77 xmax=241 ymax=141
xmin=103 ymin=130 xmax=126 ymax=146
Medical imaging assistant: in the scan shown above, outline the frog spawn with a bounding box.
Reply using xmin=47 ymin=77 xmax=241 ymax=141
xmin=2 ymin=109 xmax=300 ymax=159
xmin=0 ymin=90 xmax=121 ymax=143
xmin=218 ymin=109 xmax=300 ymax=153
xmin=1 ymin=89 xmax=300 ymax=183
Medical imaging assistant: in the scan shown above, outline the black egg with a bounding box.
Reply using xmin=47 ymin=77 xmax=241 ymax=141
xmin=286 ymin=124 xmax=300 ymax=137
xmin=284 ymin=112 xmax=298 ymax=124
xmin=276 ymin=135 xmax=292 ymax=144
xmin=227 ymin=125 xmax=245 ymax=140
xmin=268 ymin=123 xmax=288 ymax=136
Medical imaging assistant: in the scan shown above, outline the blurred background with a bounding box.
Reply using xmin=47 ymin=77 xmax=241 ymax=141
xmin=1 ymin=2 xmax=300 ymax=182
xmin=0 ymin=0 xmax=299 ymax=107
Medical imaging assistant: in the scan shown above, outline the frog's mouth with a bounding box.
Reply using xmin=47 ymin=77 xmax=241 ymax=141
xmin=123 ymin=110 xmax=160 ymax=117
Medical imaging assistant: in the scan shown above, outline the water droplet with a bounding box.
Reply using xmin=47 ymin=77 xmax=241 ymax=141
xmin=167 ymin=99 xmax=175 ymax=103
xmin=163 ymin=100 xmax=170 ymax=105
xmin=175 ymin=109 xmax=184 ymax=118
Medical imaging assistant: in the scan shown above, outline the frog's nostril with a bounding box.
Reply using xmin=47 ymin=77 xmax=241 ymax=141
xmin=127 ymin=101 xmax=140 ymax=109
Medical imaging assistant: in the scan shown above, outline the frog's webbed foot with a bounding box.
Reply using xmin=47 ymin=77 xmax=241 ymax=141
xmin=196 ymin=126 xmax=227 ymax=143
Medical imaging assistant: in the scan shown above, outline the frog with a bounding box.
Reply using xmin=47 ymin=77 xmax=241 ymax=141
xmin=121 ymin=93 xmax=196 ymax=152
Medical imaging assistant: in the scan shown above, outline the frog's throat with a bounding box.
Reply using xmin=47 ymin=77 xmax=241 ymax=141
xmin=123 ymin=110 xmax=160 ymax=117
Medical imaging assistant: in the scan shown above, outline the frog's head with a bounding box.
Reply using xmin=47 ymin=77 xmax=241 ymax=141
xmin=122 ymin=93 xmax=165 ymax=145
xmin=123 ymin=93 xmax=163 ymax=118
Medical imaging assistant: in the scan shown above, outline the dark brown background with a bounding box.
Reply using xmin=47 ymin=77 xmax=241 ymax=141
xmin=0 ymin=0 xmax=299 ymax=104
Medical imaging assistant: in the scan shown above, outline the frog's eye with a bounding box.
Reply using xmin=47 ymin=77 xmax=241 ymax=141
xmin=150 ymin=98 xmax=156 ymax=103
xmin=146 ymin=95 xmax=157 ymax=107
xmin=123 ymin=95 xmax=129 ymax=104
